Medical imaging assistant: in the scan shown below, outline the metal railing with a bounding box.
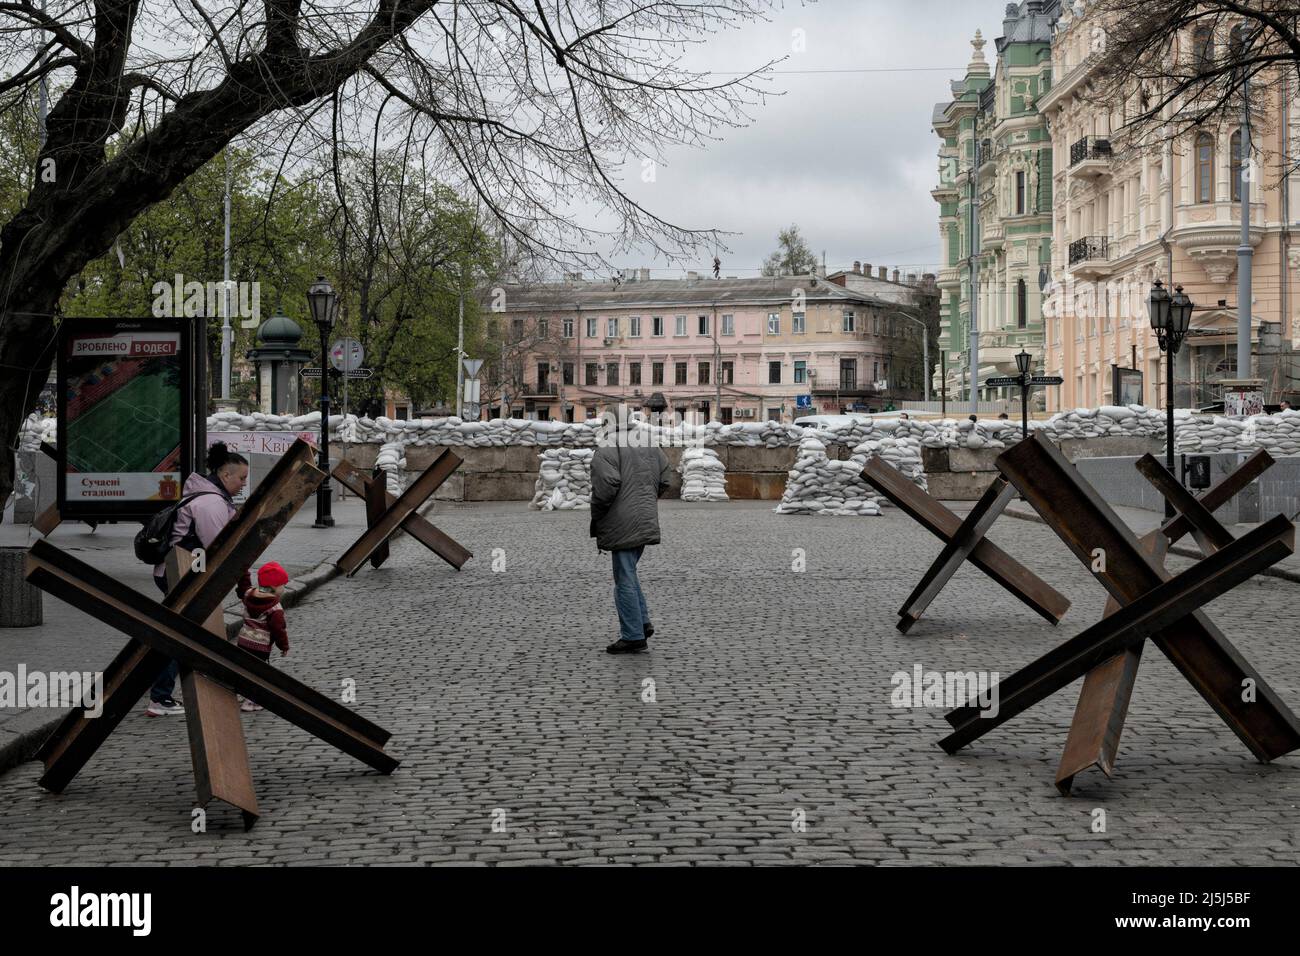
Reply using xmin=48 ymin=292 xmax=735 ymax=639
xmin=1068 ymin=236 xmax=1109 ymax=265
xmin=1069 ymin=135 xmax=1111 ymax=166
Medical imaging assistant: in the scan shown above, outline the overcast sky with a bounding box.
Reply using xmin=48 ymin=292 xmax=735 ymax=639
xmin=604 ymin=0 xmax=1010 ymax=280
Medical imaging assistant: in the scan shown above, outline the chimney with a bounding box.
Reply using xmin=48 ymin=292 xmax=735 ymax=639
xmin=863 ymin=262 xmax=872 ymax=277
xmin=906 ymin=272 xmax=917 ymax=284
xmin=686 ymin=271 xmax=699 ymax=283
xmin=892 ymin=269 xmax=900 ymax=283
xmin=877 ymin=266 xmax=887 ymax=280
xmin=853 ymin=260 xmax=861 ymax=274
xmin=639 ymin=268 xmax=651 ymax=281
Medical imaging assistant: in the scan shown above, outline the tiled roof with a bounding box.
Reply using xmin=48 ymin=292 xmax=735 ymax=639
xmin=485 ymin=276 xmax=907 ymax=311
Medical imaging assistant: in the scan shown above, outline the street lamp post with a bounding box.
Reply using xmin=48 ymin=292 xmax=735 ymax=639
xmin=1015 ymin=347 xmax=1032 ymax=439
xmin=307 ymin=275 xmax=339 ymax=528
xmin=1149 ymin=279 xmax=1193 ymax=518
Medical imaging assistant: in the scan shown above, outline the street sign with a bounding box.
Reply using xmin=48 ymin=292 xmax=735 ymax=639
xmin=465 ymin=379 xmax=480 ymax=403
xmin=1030 ymin=375 xmax=1064 ymax=386
xmin=462 ymin=358 xmax=483 ymax=379
xmin=300 ymin=367 xmax=323 ymax=378
xmin=987 ymin=376 xmax=1022 ymax=387
xmin=795 ymin=394 xmax=812 ymax=409
xmin=330 ymin=338 xmax=364 ymax=372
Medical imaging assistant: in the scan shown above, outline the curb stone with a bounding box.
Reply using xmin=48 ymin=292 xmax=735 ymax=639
xmin=0 ymin=557 xmax=345 ymax=779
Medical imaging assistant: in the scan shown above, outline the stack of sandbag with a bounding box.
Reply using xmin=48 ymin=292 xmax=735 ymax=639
xmin=678 ymin=446 xmax=728 ymax=501
xmin=854 ymin=436 xmax=927 ymax=493
xmin=774 ymin=436 xmax=881 ymax=516
xmin=374 ymin=441 xmax=406 ymax=496
xmin=1043 ymin=405 xmax=1165 ymax=441
xmin=530 ymin=448 xmax=593 ymax=510
xmin=1173 ymin=412 xmax=1252 ymax=454
xmin=1250 ymin=409 xmax=1300 ymax=457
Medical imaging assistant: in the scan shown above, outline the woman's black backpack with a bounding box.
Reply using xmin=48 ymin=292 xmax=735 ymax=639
xmin=133 ymin=491 xmax=220 ymax=564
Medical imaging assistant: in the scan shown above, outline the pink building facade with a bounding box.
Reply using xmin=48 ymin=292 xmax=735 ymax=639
xmin=482 ymin=275 xmax=934 ymax=423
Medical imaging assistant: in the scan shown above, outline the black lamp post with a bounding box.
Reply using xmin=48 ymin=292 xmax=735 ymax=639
xmin=1149 ymin=278 xmax=1193 ymax=518
xmin=307 ymin=275 xmax=338 ymax=528
xmin=1015 ymin=347 xmax=1032 ymax=439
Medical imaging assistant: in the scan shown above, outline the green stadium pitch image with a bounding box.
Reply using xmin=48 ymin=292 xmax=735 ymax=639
xmin=57 ymin=319 xmax=194 ymax=517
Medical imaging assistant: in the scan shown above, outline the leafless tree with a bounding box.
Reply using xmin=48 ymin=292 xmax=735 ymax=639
xmin=0 ymin=0 xmax=780 ymax=502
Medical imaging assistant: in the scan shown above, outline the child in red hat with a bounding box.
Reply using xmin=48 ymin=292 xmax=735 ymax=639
xmin=236 ymin=561 xmax=290 ymax=712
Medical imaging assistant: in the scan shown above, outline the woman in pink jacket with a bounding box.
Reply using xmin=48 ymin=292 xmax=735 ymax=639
xmin=146 ymin=441 xmax=249 ymax=717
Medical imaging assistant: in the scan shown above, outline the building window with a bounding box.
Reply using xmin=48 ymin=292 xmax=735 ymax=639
xmin=720 ymin=407 xmax=733 ymax=424
xmin=630 ymin=362 xmax=642 ymax=385
xmin=768 ymin=312 xmax=780 ymax=334
xmin=538 ymin=319 xmax=548 ymax=338
xmin=562 ymin=362 xmax=574 ymax=385
xmin=767 ymin=407 xmax=782 ymax=421
xmin=652 ymin=362 xmax=664 ymax=385
xmin=1192 ymin=23 xmax=1215 ymax=71
xmin=793 ymin=311 xmax=805 ymax=334
xmin=1016 ymin=170 xmax=1025 ymax=215
xmin=843 ymin=359 xmax=858 ymax=391
xmin=585 ymin=362 xmax=598 ymax=386
xmin=698 ymin=314 xmax=710 ymax=335
xmin=675 ymin=315 xmax=687 ymax=336
xmin=395 ymin=405 xmax=409 ymax=421
xmin=1017 ymin=278 xmax=1027 ymax=328
xmin=1196 ymin=131 xmax=1215 ymax=203
xmin=768 ymin=360 xmax=781 ymax=384
xmin=1231 ymin=129 xmax=1243 ymax=202
xmin=629 ymin=315 xmax=642 ymax=337
xmin=586 ymin=406 xmax=596 ymax=420
xmin=721 ymin=361 xmax=734 ymax=384
xmin=607 ymin=363 xmax=619 ymax=386
xmin=562 ymin=317 xmax=573 ymax=339
xmin=607 ymin=317 xmax=618 ymax=338
xmin=511 ymin=319 xmax=524 ymax=340
xmin=652 ymin=315 xmax=664 ymax=337
xmin=674 ymin=362 xmax=687 ymax=385
xmin=871 ymin=359 xmax=878 ymax=382
xmin=698 ymin=361 xmax=710 ymax=384
xmin=794 ymin=360 xmax=807 ymax=384
xmin=843 ymin=310 xmax=855 ymax=333
xmin=722 ymin=314 xmax=735 ymax=335
xmin=585 ymin=317 xmax=597 ymax=338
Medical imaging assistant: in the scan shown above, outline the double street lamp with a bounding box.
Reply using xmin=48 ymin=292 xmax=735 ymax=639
xmin=1015 ymin=347 xmax=1032 ymax=439
xmin=1148 ymin=278 xmax=1194 ymax=518
xmin=308 ymin=275 xmax=339 ymax=528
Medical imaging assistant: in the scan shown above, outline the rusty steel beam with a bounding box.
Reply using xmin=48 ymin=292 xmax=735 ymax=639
xmin=32 ymin=503 xmax=61 ymax=536
xmin=335 ymin=450 xmax=469 ymax=575
xmin=33 ymin=441 xmax=324 ymax=795
xmin=166 ymin=548 xmax=259 ymax=830
xmin=897 ymin=477 xmax=1018 ymax=633
xmin=1137 ymin=454 xmax=1234 ymax=555
xmin=940 ymin=514 xmax=1294 ymax=755
xmin=25 ymin=540 xmax=400 ymax=775
xmin=364 ymin=466 xmax=392 ymax=569
xmin=862 ymin=457 xmax=1070 ymax=627
xmin=1161 ymin=449 xmax=1272 ymax=547
xmin=334 ymin=459 xmax=471 ymax=571
xmin=989 ymin=433 xmax=1300 ymax=763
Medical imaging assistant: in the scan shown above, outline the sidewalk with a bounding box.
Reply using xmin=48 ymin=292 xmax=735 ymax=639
xmin=0 ymin=491 xmax=438 ymax=772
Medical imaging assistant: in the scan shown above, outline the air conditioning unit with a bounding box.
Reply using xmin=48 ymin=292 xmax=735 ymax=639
xmin=738 ymin=408 xmax=756 ymax=419
xmin=633 ymin=389 xmax=643 ymax=397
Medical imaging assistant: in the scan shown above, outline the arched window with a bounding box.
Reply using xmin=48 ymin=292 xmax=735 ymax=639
xmin=1192 ymin=24 xmax=1215 ymax=71
xmin=1230 ymin=129 xmax=1243 ymax=202
xmin=1016 ymin=278 xmax=1027 ymax=328
xmin=1195 ymin=132 xmax=1215 ymax=203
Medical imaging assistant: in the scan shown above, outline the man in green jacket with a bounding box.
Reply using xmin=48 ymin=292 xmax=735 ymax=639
xmin=590 ymin=405 xmax=672 ymax=654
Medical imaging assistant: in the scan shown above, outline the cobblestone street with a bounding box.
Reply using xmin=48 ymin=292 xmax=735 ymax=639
xmin=2 ymin=500 xmax=1298 ymax=865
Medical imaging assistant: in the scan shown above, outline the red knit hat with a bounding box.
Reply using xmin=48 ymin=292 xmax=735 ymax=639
xmin=257 ymin=561 xmax=289 ymax=588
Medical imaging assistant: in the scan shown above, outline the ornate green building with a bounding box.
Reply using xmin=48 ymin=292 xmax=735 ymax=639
xmin=932 ymin=1 xmax=1059 ymax=406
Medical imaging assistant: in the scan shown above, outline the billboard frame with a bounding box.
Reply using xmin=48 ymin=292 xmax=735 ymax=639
xmin=56 ymin=316 xmax=198 ymax=520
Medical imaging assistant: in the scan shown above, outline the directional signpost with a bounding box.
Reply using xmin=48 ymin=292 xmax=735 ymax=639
xmin=987 ymin=366 xmax=1064 ymax=439
xmin=300 ymin=367 xmax=372 ymax=379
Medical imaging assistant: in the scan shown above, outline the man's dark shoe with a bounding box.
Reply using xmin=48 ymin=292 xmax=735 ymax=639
xmin=644 ymin=624 xmax=655 ymax=640
xmin=606 ymin=639 xmax=649 ymax=654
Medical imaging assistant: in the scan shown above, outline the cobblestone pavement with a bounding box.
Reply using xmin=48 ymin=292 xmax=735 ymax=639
xmin=2 ymin=499 xmax=1298 ymax=865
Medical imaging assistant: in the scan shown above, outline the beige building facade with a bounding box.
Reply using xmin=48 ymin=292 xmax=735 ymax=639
xmin=1039 ymin=3 xmax=1299 ymax=412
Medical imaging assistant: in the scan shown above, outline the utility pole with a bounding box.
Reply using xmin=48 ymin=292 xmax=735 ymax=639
xmin=455 ymin=277 xmax=465 ymax=416
xmin=969 ymin=135 xmax=981 ymax=414
xmin=713 ymin=301 xmax=721 ymax=421
xmin=1237 ymin=45 xmax=1254 ymax=381
xmin=221 ymin=150 xmax=232 ymax=401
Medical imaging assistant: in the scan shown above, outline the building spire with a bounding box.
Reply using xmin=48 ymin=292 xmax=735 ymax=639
xmin=969 ymin=30 xmax=990 ymax=75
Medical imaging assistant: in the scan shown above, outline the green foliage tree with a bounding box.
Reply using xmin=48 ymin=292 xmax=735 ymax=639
xmin=761 ymin=225 xmax=818 ymax=277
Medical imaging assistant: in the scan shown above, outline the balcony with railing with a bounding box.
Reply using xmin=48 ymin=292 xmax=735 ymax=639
xmin=1068 ymin=136 xmax=1111 ymax=179
xmin=1068 ymin=236 xmax=1110 ymax=277
xmin=524 ymin=381 xmax=559 ymax=396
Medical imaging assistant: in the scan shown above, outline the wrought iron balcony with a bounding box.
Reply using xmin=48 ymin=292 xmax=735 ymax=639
xmin=1068 ymin=236 xmax=1109 ymax=265
xmin=525 ymin=382 xmax=559 ymax=396
xmin=1069 ymin=136 xmax=1112 ymax=180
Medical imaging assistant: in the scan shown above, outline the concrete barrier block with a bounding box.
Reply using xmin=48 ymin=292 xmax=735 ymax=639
xmin=921 ymin=446 xmax=950 ymax=473
xmin=342 ymin=443 xmax=381 ymax=471
xmin=431 ymin=472 xmax=465 ymax=501
xmin=463 ymin=472 xmax=537 ymax=501
xmin=924 ymin=470 xmax=999 ymax=501
xmin=725 ymin=472 xmax=788 ymax=500
xmin=1058 ymin=436 xmax=1164 ymax=461
xmin=948 ymin=447 xmax=1003 ymax=473
xmin=728 ymin=446 xmax=796 ymax=472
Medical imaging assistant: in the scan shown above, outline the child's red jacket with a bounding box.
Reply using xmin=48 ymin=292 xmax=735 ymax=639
xmin=238 ymin=588 xmax=289 ymax=656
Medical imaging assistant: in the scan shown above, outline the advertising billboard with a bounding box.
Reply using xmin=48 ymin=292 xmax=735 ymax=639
xmin=1112 ymin=366 xmax=1144 ymax=406
xmin=57 ymin=318 xmax=194 ymax=519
